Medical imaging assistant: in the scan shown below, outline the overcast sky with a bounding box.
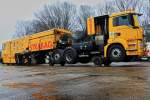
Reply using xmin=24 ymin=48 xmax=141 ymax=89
xmin=0 ymin=0 xmax=106 ymax=48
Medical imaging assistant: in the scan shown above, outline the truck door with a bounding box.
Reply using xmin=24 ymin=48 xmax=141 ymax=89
xmin=110 ymin=14 xmax=139 ymax=51
xmin=94 ymin=16 xmax=109 ymax=54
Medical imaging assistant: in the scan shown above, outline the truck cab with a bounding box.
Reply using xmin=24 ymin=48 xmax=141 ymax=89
xmin=87 ymin=10 xmax=144 ymax=64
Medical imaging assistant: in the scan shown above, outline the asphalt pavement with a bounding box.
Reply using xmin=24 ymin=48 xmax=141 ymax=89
xmin=0 ymin=62 xmax=150 ymax=100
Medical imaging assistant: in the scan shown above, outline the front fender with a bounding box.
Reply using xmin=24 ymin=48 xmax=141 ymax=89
xmin=104 ymin=39 xmax=128 ymax=57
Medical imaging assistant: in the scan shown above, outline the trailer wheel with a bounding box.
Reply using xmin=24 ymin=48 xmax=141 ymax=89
xmin=64 ymin=48 xmax=77 ymax=64
xmin=22 ymin=55 xmax=27 ymax=65
xmin=108 ymin=45 xmax=125 ymax=62
xmin=48 ymin=53 xmax=54 ymax=66
xmin=53 ymin=49 xmax=64 ymax=64
xmin=49 ymin=61 xmax=54 ymax=66
xmin=15 ymin=54 xmax=23 ymax=65
xmin=92 ymin=56 xmax=103 ymax=66
xmin=24 ymin=54 xmax=37 ymax=65
xmin=15 ymin=54 xmax=19 ymax=65
xmin=28 ymin=55 xmax=38 ymax=65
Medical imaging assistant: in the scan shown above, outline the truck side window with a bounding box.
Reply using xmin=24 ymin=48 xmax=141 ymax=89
xmin=60 ymin=35 xmax=70 ymax=42
xmin=113 ymin=15 xmax=134 ymax=27
xmin=59 ymin=35 xmax=72 ymax=44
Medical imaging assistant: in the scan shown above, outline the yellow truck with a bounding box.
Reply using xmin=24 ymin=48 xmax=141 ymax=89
xmin=1 ymin=10 xmax=144 ymax=66
xmin=62 ymin=10 xmax=144 ymax=66
xmin=2 ymin=29 xmax=72 ymax=65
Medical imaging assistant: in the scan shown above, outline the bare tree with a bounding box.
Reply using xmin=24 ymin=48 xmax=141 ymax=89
xmin=34 ymin=2 xmax=77 ymax=32
xmin=31 ymin=19 xmax=50 ymax=33
xmin=76 ymin=2 xmax=115 ymax=40
xmin=67 ymin=5 xmax=95 ymax=41
xmin=95 ymin=1 xmax=115 ymax=16
xmin=14 ymin=2 xmax=77 ymax=38
xmin=77 ymin=5 xmax=95 ymax=35
xmin=115 ymin=0 xmax=142 ymax=11
xmin=142 ymin=0 xmax=150 ymax=25
xmin=15 ymin=20 xmax=34 ymax=38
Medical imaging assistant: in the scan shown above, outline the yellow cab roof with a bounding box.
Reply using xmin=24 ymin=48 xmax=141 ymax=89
xmin=110 ymin=10 xmax=142 ymax=17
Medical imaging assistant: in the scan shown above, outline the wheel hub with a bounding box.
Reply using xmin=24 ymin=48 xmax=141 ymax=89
xmin=112 ymin=49 xmax=121 ymax=58
xmin=54 ymin=54 xmax=60 ymax=60
xmin=66 ymin=54 xmax=72 ymax=62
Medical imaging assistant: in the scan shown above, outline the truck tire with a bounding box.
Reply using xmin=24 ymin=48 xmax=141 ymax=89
xmin=49 ymin=61 xmax=54 ymax=66
xmin=64 ymin=48 xmax=77 ymax=64
xmin=22 ymin=55 xmax=27 ymax=65
xmin=23 ymin=54 xmax=37 ymax=65
xmin=29 ymin=55 xmax=37 ymax=65
xmin=49 ymin=53 xmax=55 ymax=66
xmin=15 ymin=54 xmax=23 ymax=65
xmin=108 ymin=45 xmax=125 ymax=62
xmin=53 ymin=49 xmax=64 ymax=64
xmin=92 ymin=56 xmax=103 ymax=66
xmin=15 ymin=54 xmax=19 ymax=65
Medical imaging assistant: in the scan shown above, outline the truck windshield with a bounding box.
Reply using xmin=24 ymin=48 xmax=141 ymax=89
xmin=59 ymin=34 xmax=72 ymax=44
xmin=113 ymin=14 xmax=134 ymax=27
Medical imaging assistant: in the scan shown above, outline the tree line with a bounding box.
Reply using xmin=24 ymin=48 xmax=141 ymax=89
xmin=13 ymin=0 xmax=150 ymax=41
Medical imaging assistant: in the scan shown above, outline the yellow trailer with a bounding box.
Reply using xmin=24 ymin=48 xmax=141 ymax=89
xmin=1 ymin=29 xmax=71 ymax=65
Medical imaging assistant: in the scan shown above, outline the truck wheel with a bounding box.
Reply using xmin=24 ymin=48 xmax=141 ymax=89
xmin=49 ymin=57 xmax=54 ymax=66
xmin=25 ymin=54 xmax=37 ymax=65
xmin=15 ymin=54 xmax=23 ymax=65
xmin=15 ymin=54 xmax=19 ymax=65
xmin=22 ymin=55 xmax=27 ymax=65
xmin=31 ymin=57 xmax=37 ymax=65
xmin=49 ymin=54 xmax=55 ymax=66
xmin=15 ymin=55 xmax=19 ymax=65
xmin=92 ymin=56 xmax=103 ymax=66
xmin=64 ymin=48 xmax=77 ymax=64
xmin=108 ymin=45 xmax=125 ymax=62
xmin=53 ymin=49 xmax=64 ymax=64
xmin=49 ymin=61 xmax=54 ymax=66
